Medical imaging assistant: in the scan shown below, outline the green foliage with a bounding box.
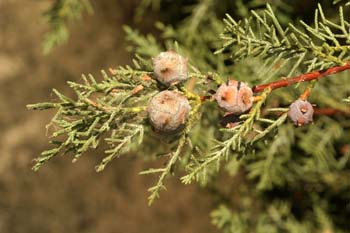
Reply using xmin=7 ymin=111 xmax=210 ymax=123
xmin=211 ymin=201 xmax=338 ymax=233
xmin=246 ymin=123 xmax=293 ymax=190
xmin=143 ymin=92 xmax=203 ymax=205
xmin=135 ymin=0 xmax=161 ymax=21
xmin=234 ymin=0 xmax=294 ymax=25
xmin=216 ymin=4 xmax=350 ymax=82
xmin=42 ymin=0 xmax=92 ymax=54
xmin=334 ymin=0 xmax=350 ymax=6
xmin=124 ymin=25 xmax=162 ymax=57
xmin=27 ymin=66 xmax=156 ymax=171
xmin=181 ymin=89 xmax=275 ymax=185
xmin=96 ymin=123 xmax=144 ymax=172
xmin=32 ymin=1 xmax=350 ymax=232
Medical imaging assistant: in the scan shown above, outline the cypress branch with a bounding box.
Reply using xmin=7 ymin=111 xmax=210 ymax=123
xmin=28 ymin=67 xmax=156 ymax=171
xmin=216 ymin=4 xmax=350 ymax=77
xmin=252 ymin=63 xmax=350 ymax=93
xmin=30 ymin=3 xmax=350 ymax=231
xmin=181 ymin=88 xmax=271 ymax=185
xmin=42 ymin=0 xmax=93 ymax=54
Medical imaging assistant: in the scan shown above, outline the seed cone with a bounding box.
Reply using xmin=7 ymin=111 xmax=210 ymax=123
xmin=215 ymin=80 xmax=253 ymax=114
xmin=288 ymin=99 xmax=314 ymax=127
xmin=147 ymin=90 xmax=191 ymax=132
xmin=153 ymin=51 xmax=188 ymax=86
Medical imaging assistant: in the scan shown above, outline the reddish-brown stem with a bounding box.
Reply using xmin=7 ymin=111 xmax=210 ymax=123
xmin=299 ymin=85 xmax=312 ymax=101
xmin=268 ymin=107 xmax=350 ymax=116
xmin=313 ymin=107 xmax=350 ymax=116
xmin=252 ymin=63 xmax=350 ymax=93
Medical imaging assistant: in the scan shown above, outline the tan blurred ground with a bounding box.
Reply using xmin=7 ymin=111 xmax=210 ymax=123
xmin=0 ymin=1 xmax=215 ymax=232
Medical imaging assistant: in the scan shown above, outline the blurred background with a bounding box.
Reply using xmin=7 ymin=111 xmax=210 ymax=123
xmin=0 ymin=0 xmax=215 ymax=232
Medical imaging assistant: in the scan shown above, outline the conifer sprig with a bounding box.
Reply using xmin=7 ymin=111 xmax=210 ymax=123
xmin=333 ymin=0 xmax=350 ymax=6
xmin=211 ymin=201 xmax=334 ymax=232
xmin=27 ymin=66 xmax=156 ymax=171
xmin=181 ymin=88 xmax=271 ymax=184
xmin=31 ymin=2 xmax=350 ymax=217
xmin=217 ymin=4 xmax=350 ymax=78
xmin=145 ymin=90 xmax=202 ymax=205
xmin=95 ymin=123 xmax=144 ymax=172
xmin=43 ymin=0 xmax=92 ymax=54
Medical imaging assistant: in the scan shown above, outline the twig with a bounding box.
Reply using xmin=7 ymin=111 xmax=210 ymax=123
xmin=252 ymin=63 xmax=350 ymax=93
xmin=313 ymin=107 xmax=350 ymax=115
xmin=299 ymin=80 xmax=316 ymax=101
xmin=266 ymin=107 xmax=350 ymax=116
